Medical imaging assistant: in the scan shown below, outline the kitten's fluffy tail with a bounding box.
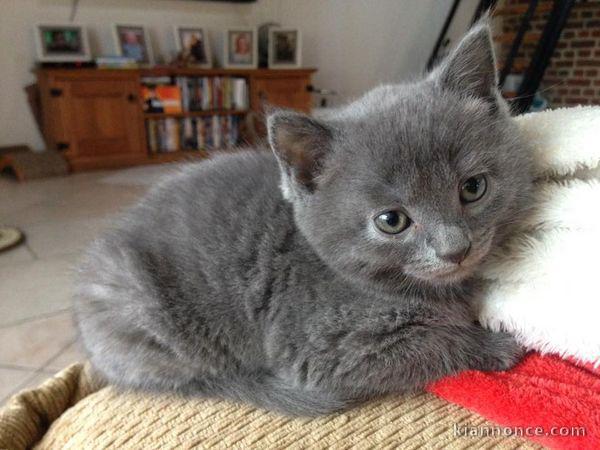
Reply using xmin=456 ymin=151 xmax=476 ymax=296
xmin=187 ymin=374 xmax=355 ymax=417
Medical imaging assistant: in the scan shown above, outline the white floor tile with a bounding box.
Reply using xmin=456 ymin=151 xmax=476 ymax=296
xmin=22 ymin=217 xmax=110 ymax=259
xmin=0 ymin=243 xmax=35 ymax=267
xmin=0 ymin=254 xmax=78 ymax=326
xmin=45 ymin=341 xmax=87 ymax=372
xmin=0 ymin=311 xmax=76 ymax=369
xmin=0 ymin=367 xmax=37 ymax=404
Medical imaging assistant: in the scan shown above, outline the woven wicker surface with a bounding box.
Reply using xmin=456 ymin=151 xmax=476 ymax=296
xmin=0 ymin=363 xmax=539 ymax=449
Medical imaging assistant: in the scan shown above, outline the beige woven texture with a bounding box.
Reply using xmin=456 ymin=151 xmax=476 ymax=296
xmin=0 ymin=363 xmax=540 ymax=449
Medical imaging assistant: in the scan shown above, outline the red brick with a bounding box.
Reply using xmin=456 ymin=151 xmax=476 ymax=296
xmin=571 ymin=40 xmax=595 ymax=48
xmin=568 ymin=78 xmax=592 ymax=86
xmin=585 ymin=69 xmax=599 ymax=76
xmin=574 ymin=69 xmax=585 ymax=76
xmin=578 ymin=49 xmax=592 ymax=57
xmin=577 ymin=59 xmax=600 ymax=67
xmin=565 ymin=98 xmax=590 ymax=104
xmin=556 ymin=60 xmax=574 ymax=68
xmin=583 ymin=89 xmax=595 ymax=96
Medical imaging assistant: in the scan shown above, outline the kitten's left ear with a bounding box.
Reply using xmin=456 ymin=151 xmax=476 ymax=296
xmin=433 ymin=22 xmax=498 ymax=102
xmin=268 ymin=110 xmax=333 ymax=194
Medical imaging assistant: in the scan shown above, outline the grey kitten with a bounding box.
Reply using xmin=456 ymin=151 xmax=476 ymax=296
xmin=75 ymin=24 xmax=532 ymax=416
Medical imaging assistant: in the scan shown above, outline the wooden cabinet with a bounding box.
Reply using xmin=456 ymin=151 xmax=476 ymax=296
xmin=250 ymin=73 xmax=312 ymax=113
xmin=63 ymin=80 xmax=145 ymax=167
xmin=37 ymin=67 xmax=316 ymax=171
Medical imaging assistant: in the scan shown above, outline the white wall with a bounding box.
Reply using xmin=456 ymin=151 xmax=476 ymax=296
xmin=0 ymin=0 xmax=452 ymax=151
xmin=251 ymin=0 xmax=453 ymax=104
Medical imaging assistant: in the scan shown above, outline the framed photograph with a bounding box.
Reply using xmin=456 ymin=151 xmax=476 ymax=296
xmin=174 ymin=26 xmax=212 ymax=68
xmin=224 ymin=28 xmax=257 ymax=69
xmin=113 ymin=24 xmax=153 ymax=65
xmin=34 ymin=24 xmax=91 ymax=62
xmin=268 ymin=28 xmax=301 ymax=68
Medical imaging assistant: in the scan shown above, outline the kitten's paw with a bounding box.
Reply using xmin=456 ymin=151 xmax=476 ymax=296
xmin=478 ymin=331 xmax=525 ymax=372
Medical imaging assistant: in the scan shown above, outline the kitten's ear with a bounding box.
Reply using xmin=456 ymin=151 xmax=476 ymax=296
xmin=268 ymin=110 xmax=332 ymax=193
xmin=433 ymin=22 xmax=498 ymax=102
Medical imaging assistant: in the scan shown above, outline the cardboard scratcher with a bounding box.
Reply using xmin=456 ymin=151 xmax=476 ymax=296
xmin=0 ymin=145 xmax=69 ymax=182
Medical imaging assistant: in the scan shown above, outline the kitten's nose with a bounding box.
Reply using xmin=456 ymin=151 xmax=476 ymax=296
xmin=437 ymin=242 xmax=471 ymax=265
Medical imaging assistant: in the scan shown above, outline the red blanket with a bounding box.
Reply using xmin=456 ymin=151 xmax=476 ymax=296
xmin=428 ymin=353 xmax=600 ymax=449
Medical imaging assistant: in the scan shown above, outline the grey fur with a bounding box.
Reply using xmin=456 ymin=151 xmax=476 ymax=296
xmin=75 ymin=23 xmax=532 ymax=416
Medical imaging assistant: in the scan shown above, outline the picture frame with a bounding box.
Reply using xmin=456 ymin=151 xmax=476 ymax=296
xmin=223 ymin=27 xmax=257 ymax=69
xmin=268 ymin=28 xmax=301 ymax=68
xmin=113 ymin=24 xmax=153 ymax=66
xmin=173 ymin=26 xmax=212 ymax=68
xmin=34 ymin=24 xmax=92 ymax=62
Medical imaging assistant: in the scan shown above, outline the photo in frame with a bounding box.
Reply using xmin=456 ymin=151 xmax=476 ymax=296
xmin=268 ymin=28 xmax=301 ymax=68
xmin=34 ymin=24 xmax=92 ymax=62
xmin=224 ymin=28 xmax=257 ymax=69
xmin=174 ymin=26 xmax=212 ymax=68
xmin=113 ymin=24 xmax=153 ymax=65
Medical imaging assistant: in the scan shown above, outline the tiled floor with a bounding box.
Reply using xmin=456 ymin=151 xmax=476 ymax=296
xmin=0 ymin=164 xmax=176 ymax=405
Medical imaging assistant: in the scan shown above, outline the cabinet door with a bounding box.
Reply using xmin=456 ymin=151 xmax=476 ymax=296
xmin=63 ymin=79 xmax=144 ymax=161
xmin=40 ymin=80 xmax=71 ymax=153
xmin=251 ymin=76 xmax=312 ymax=113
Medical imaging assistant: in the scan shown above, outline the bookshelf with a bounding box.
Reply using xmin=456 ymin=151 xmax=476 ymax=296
xmin=143 ymin=110 xmax=247 ymax=119
xmin=37 ymin=67 xmax=316 ymax=171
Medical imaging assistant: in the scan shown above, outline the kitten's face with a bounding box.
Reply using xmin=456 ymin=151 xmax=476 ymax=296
xmin=269 ymin=24 xmax=532 ymax=290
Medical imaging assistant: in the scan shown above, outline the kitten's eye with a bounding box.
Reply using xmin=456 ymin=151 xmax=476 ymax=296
xmin=460 ymin=174 xmax=487 ymax=203
xmin=374 ymin=210 xmax=411 ymax=234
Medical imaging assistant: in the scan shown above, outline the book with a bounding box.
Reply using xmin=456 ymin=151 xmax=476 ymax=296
xmin=156 ymin=86 xmax=182 ymax=114
xmin=146 ymin=115 xmax=241 ymax=154
xmin=159 ymin=76 xmax=249 ymax=112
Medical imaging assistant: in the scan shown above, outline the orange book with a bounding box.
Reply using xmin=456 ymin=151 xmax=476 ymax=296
xmin=155 ymin=86 xmax=182 ymax=114
xmin=141 ymin=85 xmax=182 ymax=114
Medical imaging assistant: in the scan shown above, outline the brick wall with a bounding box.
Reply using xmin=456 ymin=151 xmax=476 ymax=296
xmin=496 ymin=0 xmax=600 ymax=107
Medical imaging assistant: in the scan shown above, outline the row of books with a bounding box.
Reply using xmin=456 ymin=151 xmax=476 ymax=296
xmin=141 ymin=76 xmax=249 ymax=114
xmin=146 ymin=116 xmax=241 ymax=153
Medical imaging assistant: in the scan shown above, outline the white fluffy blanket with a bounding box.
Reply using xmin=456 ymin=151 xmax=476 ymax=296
xmin=480 ymin=106 xmax=600 ymax=366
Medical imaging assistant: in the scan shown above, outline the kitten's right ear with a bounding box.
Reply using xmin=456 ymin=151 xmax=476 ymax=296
xmin=268 ymin=110 xmax=333 ymax=193
xmin=432 ymin=21 xmax=498 ymax=103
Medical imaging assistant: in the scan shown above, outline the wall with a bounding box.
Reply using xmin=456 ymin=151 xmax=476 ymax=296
xmin=0 ymin=0 xmax=452 ymax=150
xmin=498 ymin=0 xmax=600 ymax=107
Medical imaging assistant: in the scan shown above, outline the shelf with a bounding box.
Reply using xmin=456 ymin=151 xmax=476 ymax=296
xmin=144 ymin=110 xmax=248 ymax=119
xmin=147 ymin=150 xmax=210 ymax=163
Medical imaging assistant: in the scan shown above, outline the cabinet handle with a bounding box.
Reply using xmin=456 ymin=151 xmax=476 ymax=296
xmin=50 ymin=88 xmax=63 ymax=97
xmin=127 ymin=93 xmax=138 ymax=102
xmin=56 ymin=142 xmax=70 ymax=151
